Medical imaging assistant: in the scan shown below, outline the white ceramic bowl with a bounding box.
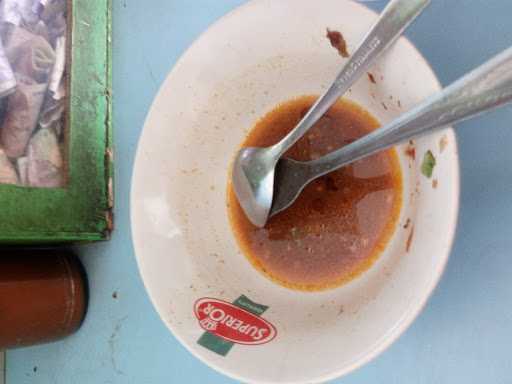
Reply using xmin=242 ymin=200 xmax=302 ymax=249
xmin=131 ymin=1 xmax=459 ymax=382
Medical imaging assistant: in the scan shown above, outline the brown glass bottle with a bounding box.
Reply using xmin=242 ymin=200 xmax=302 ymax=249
xmin=0 ymin=249 xmax=87 ymax=349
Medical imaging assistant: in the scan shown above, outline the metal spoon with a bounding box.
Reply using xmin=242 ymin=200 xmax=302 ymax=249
xmin=232 ymin=0 xmax=431 ymax=227
xmin=269 ymin=46 xmax=512 ymax=221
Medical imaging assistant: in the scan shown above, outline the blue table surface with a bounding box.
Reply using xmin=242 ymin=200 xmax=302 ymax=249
xmin=7 ymin=1 xmax=512 ymax=383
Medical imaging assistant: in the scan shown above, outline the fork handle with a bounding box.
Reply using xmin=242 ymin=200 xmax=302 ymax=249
xmin=308 ymin=46 xmax=512 ymax=177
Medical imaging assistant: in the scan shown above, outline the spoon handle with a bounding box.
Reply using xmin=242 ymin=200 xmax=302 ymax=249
xmin=308 ymin=46 xmax=512 ymax=177
xmin=271 ymin=0 xmax=431 ymax=157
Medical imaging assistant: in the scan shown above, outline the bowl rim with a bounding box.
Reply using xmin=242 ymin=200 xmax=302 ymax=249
xmin=130 ymin=0 xmax=460 ymax=382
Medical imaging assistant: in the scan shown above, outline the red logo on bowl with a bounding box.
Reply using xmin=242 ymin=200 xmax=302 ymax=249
xmin=194 ymin=298 xmax=277 ymax=345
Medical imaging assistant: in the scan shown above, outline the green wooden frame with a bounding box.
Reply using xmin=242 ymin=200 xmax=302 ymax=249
xmin=0 ymin=0 xmax=112 ymax=243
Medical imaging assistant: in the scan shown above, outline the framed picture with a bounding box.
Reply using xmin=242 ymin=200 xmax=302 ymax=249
xmin=0 ymin=0 xmax=112 ymax=242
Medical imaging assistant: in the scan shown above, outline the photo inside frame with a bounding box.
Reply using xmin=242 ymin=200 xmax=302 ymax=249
xmin=0 ymin=0 xmax=67 ymax=188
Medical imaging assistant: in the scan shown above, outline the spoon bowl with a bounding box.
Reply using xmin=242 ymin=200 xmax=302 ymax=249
xmin=232 ymin=147 xmax=276 ymax=227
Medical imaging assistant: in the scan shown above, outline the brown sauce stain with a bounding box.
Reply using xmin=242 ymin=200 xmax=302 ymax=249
xmin=228 ymin=96 xmax=403 ymax=291
xmin=367 ymin=72 xmax=376 ymax=84
xmin=326 ymin=28 xmax=349 ymax=58
xmin=405 ymin=146 xmax=416 ymax=160
xmin=406 ymin=225 xmax=415 ymax=253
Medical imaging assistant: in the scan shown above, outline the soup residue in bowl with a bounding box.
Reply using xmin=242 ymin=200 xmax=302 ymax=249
xmin=228 ymin=96 xmax=402 ymax=291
